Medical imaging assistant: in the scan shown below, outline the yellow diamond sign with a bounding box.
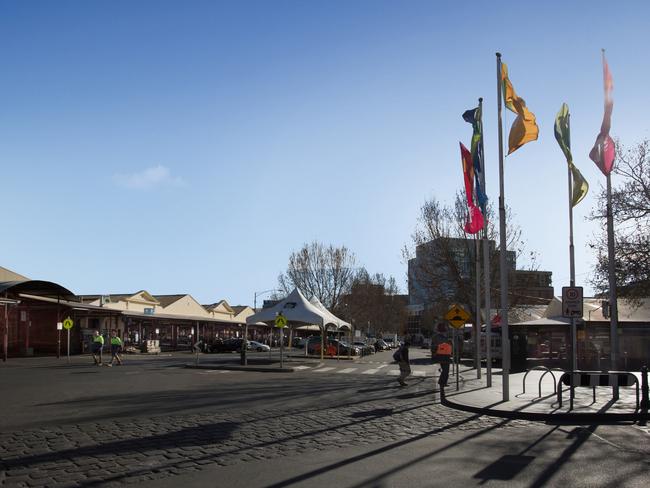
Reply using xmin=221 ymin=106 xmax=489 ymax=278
xmin=274 ymin=313 xmax=288 ymax=328
xmin=445 ymin=304 xmax=470 ymax=329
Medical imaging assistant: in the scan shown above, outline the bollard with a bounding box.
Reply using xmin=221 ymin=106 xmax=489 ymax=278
xmin=641 ymin=365 xmax=649 ymax=411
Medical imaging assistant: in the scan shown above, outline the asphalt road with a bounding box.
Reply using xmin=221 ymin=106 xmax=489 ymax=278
xmin=1 ymin=350 xmax=649 ymax=487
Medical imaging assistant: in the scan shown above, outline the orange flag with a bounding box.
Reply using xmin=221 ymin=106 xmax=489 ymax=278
xmin=501 ymin=62 xmax=539 ymax=154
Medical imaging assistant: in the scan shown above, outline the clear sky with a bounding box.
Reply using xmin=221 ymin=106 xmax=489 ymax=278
xmin=1 ymin=0 xmax=648 ymax=306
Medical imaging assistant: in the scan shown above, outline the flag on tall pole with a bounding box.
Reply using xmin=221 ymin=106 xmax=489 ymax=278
xmin=501 ymin=63 xmax=539 ymax=155
xmin=554 ymin=103 xmax=589 ymax=207
xmin=462 ymin=107 xmax=488 ymax=212
xmin=460 ymin=142 xmax=484 ymax=234
xmin=589 ymin=51 xmax=615 ymax=175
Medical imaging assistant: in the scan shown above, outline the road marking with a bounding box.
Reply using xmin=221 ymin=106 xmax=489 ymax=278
xmin=362 ymin=369 xmax=380 ymax=375
xmin=377 ymin=364 xmax=388 ymax=369
xmin=293 ymin=365 xmax=312 ymax=370
xmin=313 ymin=367 xmax=335 ymax=373
xmin=386 ymin=370 xmax=400 ymax=376
xmin=338 ymin=368 xmax=357 ymax=374
xmin=411 ymin=370 xmax=426 ymax=377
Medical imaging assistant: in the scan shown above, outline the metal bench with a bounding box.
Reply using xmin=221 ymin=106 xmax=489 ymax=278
xmin=557 ymin=371 xmax=639 ymax=411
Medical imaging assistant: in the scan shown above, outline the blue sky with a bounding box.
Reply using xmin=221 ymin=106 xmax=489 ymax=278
xmin=1 ymin=0 xmax=648 ymax=305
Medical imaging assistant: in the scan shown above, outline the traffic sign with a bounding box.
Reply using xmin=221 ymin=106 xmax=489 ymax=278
xmin=63 ymin=317 xmax=74 ymax=330
xmin=562 ymin=286 xmax=583 ymax=318
xmin=445 ymin=304 xmax=470 ymax=329
xmin=274 ymin=313 xmax=287 ymax=328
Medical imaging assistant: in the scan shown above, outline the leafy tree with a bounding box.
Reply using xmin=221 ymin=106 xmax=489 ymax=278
xmin=340 ymin=269 xmax=407 ymax=336
xmin=589 ymin=140 xmax=650 ymax=300
xmin=403 ymin=193 xmax=541 ymax=326
xmin=277 ymin=241 xmax=357 ymax=310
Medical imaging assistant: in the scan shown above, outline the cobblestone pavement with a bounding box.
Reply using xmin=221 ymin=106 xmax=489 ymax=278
xmin=0 ymin=374 xmax=531 ymax=488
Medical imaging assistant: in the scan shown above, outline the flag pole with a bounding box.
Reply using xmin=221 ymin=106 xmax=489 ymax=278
xmin=478 ymin=97 xmax=492 ymax=387
xmin=566 ymin=109 xmax=578 ymax=372
xmin=474 ymin=233 xmax=481 ymax=378
xmin=601 ymin=48 xmax=619 ymax=376
xmin=496 ymin=52 xmax=510 ymax=401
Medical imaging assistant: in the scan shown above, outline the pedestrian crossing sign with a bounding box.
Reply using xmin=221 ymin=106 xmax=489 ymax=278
xmin=274 ymin=313 xmax=288 ymax=328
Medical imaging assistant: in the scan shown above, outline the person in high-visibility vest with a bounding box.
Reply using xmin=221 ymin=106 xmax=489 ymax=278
xmin=108 ymin=331 xmax=123 ymax=366
xmin=431 ymin=323 xmax=452 ymax=388
xmin=92 ymin=330 xmax=105 ymax=366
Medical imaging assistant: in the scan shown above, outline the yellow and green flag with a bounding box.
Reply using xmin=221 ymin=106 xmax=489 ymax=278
xmin=501 ymin=62 xmax=538 ymax=154
xmin=554 ymin=103 xmax=589 ymax=207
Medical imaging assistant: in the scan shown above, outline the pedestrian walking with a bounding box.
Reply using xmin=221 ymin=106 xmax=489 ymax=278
xmin=91 ymin=330 xmax=104 ymax=366
xmin=394 ymin=341 xmax=411 ymax=386
xmin=108 ymin=330 xmax=123 ymax=366
xmin=431 ymin=323 xmax=452 ymax=388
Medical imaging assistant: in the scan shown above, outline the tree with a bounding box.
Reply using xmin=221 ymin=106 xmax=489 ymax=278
xmin=277 ymin=241 xmax=357 ymax=310
xmin=340 ymin=269 xmax=407 ymax=336
xmin=403 ymin=193 xmax=541 ymax=326
xmin=589 ymin=139 xmax=650 ymax=300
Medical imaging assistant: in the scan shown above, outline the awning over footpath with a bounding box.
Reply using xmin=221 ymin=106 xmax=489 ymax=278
xmin=20 ymin=293 xmax=242 ymax=325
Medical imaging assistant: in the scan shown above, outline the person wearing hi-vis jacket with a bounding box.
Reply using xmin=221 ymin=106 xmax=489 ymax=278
xmin=431 ymin=323 xmax=452 ymax=388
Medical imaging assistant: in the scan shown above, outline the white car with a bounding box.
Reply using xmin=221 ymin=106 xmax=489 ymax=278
xmin=248 ymin=340 xmax=271 ymax=352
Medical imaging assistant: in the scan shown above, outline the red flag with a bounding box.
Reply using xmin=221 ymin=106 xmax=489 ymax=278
xmin=589 ymin=53 xmax=615 ymax=176
xmin=460 ymin=142 xmax=484 ymax=234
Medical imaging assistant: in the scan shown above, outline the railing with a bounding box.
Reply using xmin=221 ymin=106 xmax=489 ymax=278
xmin=557 ymin=371 xmax=640 ymax=411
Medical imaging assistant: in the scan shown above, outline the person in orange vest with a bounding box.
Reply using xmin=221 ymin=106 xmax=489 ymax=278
xmin=431 ymin=323 xmax=452 ymax=388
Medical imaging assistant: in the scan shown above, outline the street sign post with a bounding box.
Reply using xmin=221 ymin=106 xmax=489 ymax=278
xmin=63 ymin=317 xmax=73 ymax=362
xmin=562 ymin=286 xmax=583 ymax=318
xmin=275 ymin=313 xmax=287 ymax=368
xmin=57 ymin=322 xmax=63 ymax=359
xmin=445 ymin=305 xmax=469 ymax=391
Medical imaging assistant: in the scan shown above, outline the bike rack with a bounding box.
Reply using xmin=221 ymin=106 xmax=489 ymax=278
xmin=522 ymin=366 xmax=559 ymax=398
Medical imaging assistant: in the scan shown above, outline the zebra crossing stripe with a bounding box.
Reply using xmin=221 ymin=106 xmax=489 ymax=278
xmin=362 ymin=369 xmax=380 ymax=375
xmin=338 ymin=368 xmax=357 ymax=374
xmin=293 ymin=365 xmax=311 ymax=370
xmin=386 ymin=370 xmax=400 ymax=376
xmin=376 ymin=364 xmax=388 ymax=369
xmin=411 ymin=371 xmax=426 ymax=377
xmin=313 ymin=367 xmax=335 ymax=373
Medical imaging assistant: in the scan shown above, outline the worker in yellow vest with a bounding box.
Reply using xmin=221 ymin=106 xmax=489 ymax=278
xmin=431 ymin=323 xmax=452 ymax=388
xmin=108 ymin=331 xmax=123 ymax=366
xmin=92 ymin=330 xmax=104 ymax=366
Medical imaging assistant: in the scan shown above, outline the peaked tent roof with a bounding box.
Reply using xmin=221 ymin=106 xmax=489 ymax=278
xmin=308 ymin=296 xmax=351 ymax=330
xmin=245 ymin=288 xmax=329 ymax=327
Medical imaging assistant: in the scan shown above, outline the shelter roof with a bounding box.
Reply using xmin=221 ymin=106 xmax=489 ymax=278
xmin=245 ymin=288 xmax=328 ymax=327
xmin=0 ymin=280 xmax=74 ymax=298
xmin=308 ymin=296 xmax=351 ymax=329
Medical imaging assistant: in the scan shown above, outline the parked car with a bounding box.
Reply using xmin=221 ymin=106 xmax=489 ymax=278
xmin=373 ymin=339 xmax=389 ymax=351
xmin=248 ymin=340 xmax=270 ymax=352
xmin=353 ymin=341 xmax=375 ymax=355
xmin=306 ymin=337 xmax=360 ymax=356
xmin=384 ymin=337 xmax=398 ymax=349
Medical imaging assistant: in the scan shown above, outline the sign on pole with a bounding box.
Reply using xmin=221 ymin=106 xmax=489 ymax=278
xmin=445 ymin=304 xmax=470 ymax=329
xmin=63 ymin=317 xmax=74 ymax=362
xmin=562 ymin=286 xmax=583 ymax=318
xmin=274 ymin=313 xmax=288 ymax=328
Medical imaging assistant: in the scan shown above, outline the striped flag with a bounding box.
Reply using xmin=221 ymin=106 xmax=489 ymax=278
xmin=460 ymin=142 xmax=484 ymax=234
xmin=462 ymin=106 xmax=488 ymax=213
